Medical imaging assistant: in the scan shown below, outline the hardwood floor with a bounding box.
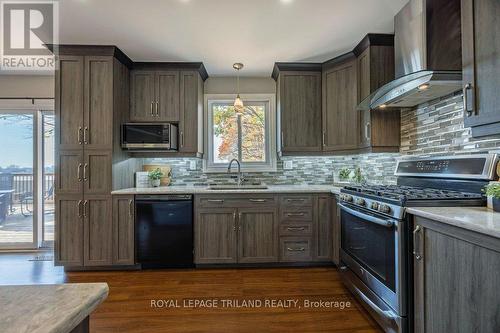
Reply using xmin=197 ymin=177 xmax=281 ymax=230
xmin=0 ymin=253 xmax=381 ymax=332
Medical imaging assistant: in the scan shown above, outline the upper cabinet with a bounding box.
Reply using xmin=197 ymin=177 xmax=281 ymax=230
xmin=275 ymin=66 xmax=323 ymax=154
xmin=462 ymin=0 xmax=500 ymax=137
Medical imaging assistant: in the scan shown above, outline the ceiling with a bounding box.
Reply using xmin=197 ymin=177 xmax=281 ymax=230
xmin=59 ymin=0 xmax=407 ymax=76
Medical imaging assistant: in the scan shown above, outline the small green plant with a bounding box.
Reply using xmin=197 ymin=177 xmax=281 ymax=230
xmin=339 ymin=168 xmax=351 ymax=181
xmin=148 ymin=168 xmax=164 ymax=181
xmin=484 ymin=183 xmax=500 ymax=198
xmin=353 ymin=167 xmax=365 ymax=184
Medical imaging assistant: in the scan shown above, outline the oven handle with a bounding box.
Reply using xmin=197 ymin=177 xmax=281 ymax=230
xmin=338 ymin=203 xmax=396 ymax=228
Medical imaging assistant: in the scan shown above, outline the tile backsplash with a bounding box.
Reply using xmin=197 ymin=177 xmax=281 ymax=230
xmin=136 ymin=92 xmax=500 ymax=187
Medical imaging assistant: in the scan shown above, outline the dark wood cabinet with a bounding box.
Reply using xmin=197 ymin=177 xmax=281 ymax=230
xmin=55 ymin=195 xmax=84 ymax=266
xmin=238 ymin=208 xmax=279 ymax=263
xmin=462 ymin=0 xmax=500 ymax=137
xmin=157 ymin=71 xmax=180 ymax=121
xmin=413 ymin=216 xmax=500 ymax=333
xmin=179 ymin=71 xmax=203 ymax=154
xmin=195 ymin=208 xmax=238 ymax=264
xmin=314 ymin=195 xmax=332 ymax=261
xmin=112 ymin=195 xmax=135 ymax=265
xmin=83 ymin=196 xmax=112 ymax=266
xmin=356 ymin=43 xmax=400 ymax=152
xmin=55 ymin=149 xmax=83 ymax=195
xmin=277 ymin=70 xmax=322 ymax=154
xmin=331 ymin=195 xmax=340 ymax=266
xmin=83 ymin=150 xmax=112 ymax=195
xmin=322 ymin=58 xmax=359 ymax=152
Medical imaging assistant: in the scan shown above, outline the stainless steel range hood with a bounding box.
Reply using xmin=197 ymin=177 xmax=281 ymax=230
xmin=358 ymin=0 xmax=462 ymax=111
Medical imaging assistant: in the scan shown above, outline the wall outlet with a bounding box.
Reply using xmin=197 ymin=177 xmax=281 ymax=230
xmin=189 ymin=160 xmax=197 ymax=170
xmin=283 ymin=160 xmax=293 ymax=170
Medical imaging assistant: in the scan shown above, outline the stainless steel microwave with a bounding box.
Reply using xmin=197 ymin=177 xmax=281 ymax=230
xmin=122 ymin=123 xmax=178 ymax=150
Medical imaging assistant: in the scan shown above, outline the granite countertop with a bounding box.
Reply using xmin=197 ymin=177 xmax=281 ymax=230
xmin=111 ymin=184 xmax=343 ymax=195
xmin=0 ymin=283 xmax=108 ymax=333
xmin=407 ymin=206 xmax=500 ymax=239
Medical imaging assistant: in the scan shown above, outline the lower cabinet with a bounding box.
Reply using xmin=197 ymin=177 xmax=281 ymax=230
xmin=55 ymin=194 xmax=84 ymax=266
xmin=238 ymin=208 xmax=279 ymax=263
xmin=112 ymin=195 xmax=135 ymax=265
xmin=315 ymin=195 xmax=332 ymax=261
xmin=413 ymin=216 xmax=500 ymax=333
xmin=83 ymin=196 xmax=112 ymax=266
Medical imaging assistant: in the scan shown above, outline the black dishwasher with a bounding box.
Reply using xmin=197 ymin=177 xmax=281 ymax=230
xmin=136 ymin=195 xmax=193 ymax=268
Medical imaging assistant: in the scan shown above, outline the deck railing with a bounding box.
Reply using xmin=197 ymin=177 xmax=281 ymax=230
xmin=1 ymin=173 xmax=55 ymax=203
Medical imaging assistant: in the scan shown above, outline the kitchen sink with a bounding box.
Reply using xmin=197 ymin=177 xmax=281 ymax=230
xmin=208 ymin=184 xmax=268 ymax=190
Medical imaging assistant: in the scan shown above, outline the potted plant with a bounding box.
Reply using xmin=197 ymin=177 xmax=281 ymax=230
xmin=484 ymin=183 xmax=500 ymax=212
xmin=353 ymin=167 xmax=365 ymax=184
xmin=148 ymin=168 xmax=164 ymax=188
xmin=337 ymin=168 xmax=352 ymax=184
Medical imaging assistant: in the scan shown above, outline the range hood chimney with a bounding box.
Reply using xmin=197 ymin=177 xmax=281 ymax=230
xmin=358 ymin=0 xmax=462 ymax=111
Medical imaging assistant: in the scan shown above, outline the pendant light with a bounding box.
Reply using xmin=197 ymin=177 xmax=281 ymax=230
xmin=233 ymin=63 xmax=244 ymax=114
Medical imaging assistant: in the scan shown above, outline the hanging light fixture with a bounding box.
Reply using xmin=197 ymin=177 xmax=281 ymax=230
xmin=233 ymin=63 xmax=244 ymax=114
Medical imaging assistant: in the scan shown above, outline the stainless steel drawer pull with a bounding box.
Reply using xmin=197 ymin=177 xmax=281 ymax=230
xmin=413 ymin=225 xmax=423 ymax=260
xmin=78 ymin=126 xmax=82 ymax=145
xmin=287 ymin=198 xmax=306 ymax=202
xmin=233 ymin=211 xmax=237 ymax=231
xmin=286 ymin=212 xmax=305 ymax=217
xmin=463 ymin=83 xmax=473 ymax=116
xmin=207 ymin=199 xmax=224 ymax=203
xmin=82 ymin=200 xmax=88 ymax=218
xmin=155 ymin=101 xmax=159 ymax=117
xmin=77 ymin=163 xmax=82 ymax=182
xmin=150 ymin=102 xmax=154 ymax=116
xmin=287 ymin=247 xmax=305 ymax=252
xmin=129 ymin=199 xmax=133 ymax=217
xmin=286 ymin=227 xmax=305 ymax=231
xmin=349 ymin=246 xmax=366 ymax=251
xmin=77 ymin=200 xmax=83 ymax=218
xmin=249 ymin=199 xmax=266 ymax=203
xmin=83 ymin=127 xmax=88 ymax=145
xmin=83 ymin=163 xmax=88 ymax=182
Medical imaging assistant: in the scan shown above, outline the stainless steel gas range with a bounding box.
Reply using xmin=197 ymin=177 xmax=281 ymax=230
xmin=338 ymin=154 xmax=498 ymax=333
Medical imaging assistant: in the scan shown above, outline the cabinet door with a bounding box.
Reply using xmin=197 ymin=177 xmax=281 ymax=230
xmin=413 ymin=223 xmax=500 ymax=333
xmin=83 ymin=150 xmax=112 ymax=195
xmin=55 ymin=149 xmax=83 ymax=195
xmin=56 ymin=56 xmax=84 ymax=150
xmin=314 ymin=196 xmax=332 ymax=261
xmin=156 ymin=71 xmax=180 ymax=121
xmin=130 ymin=71 xmax=155 ymax=121
xmin=322 ymin=60 xmax=358 ymax=151
xmin=238 ymin=208 xmax=278 ymax=263
xmin=55 ymin=195 xmax=83 ymax=266
xmin=462 ymin=0 xmax=500 ymax=136
xmin=84 ymin=56 xmax=113 ymax=150
xmin=112 ymin=195 xmax=135 ymax=265
xmin=83 ymin=196 xmax=112 ymax=266
xmin=331 ymin=196 xmax=340 ymax=266
xmin=195 ymin=209 xmax=237 ymax=264
xmin=279 ymin=72 xmax=322 ymax=153
xmin=179 ymin=71 xmax=201 ymax=153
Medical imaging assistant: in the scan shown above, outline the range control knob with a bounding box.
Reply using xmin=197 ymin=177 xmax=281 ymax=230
xmin=355 ymin=198 xmax=366 ymax=206
xmin=379 ymin=204 xmax=392 ymax=214
xmin=344 ymin=195 xmax=353 ymax=202
xmin=370 ymin=202 xmax=380 ymax=210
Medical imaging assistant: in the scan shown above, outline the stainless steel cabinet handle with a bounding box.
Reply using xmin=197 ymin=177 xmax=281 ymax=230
xmin=233 ymin=211 xmax=237 ymax=231
xmin=365 ymin=122 xmax=371 ymax=141
xmin=413 ymin=225 xmax=422 ymax=260
xmin=281 ymin=131 xmax=284 ymax=149
xmin=83 ymin=200 xmax=88 ymax=218
xmin=128 ymin=199 xmax=133 ymax=218
xmin=287 ymin=212 xmax=305 ymax=217
xmin=77 ymin=163 xmax=82 ymax=182
xmin=322 ymin=131 xmax=326 ymax=147
xmin=180 ymin=131 xmax=184 ymax=147
xmin=287 ymin=247 xmax=305 ymax=252
xmin=83 ymin=127 xmax=88 ymax=145
xmin=463 ymin=83 xmax=473 ymax=117
xmin=150 ymin=102 xmax=154 ymax=116
xmin=207 ymin=199 xmax=224 ymax=203
xmin=249 ymin=199 xmax=266 ymax=203
xmin=286 ymin=227 xmax=305 ymax=231
xmin=155 ymin=101 xmax=159 ymax=117
xmin=77 ymin=200 xmax=83 ymax=218
xmin=83 ymin=163 xmax=88 ymax=182
xmin=349 ymin=246 xmax=366 ymax=251
xmin=287 ymin=198 xmax=305 ymax=202
xmin=78 ymin=126 xmax=82 ymax=145
xmin=238 ymin=212 xmax=242 ymax=230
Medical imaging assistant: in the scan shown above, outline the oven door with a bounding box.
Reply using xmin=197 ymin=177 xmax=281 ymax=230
xmin=339 ymin=202 xmax=407 ymax=317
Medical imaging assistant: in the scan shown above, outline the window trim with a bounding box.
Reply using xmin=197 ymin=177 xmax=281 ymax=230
xmin=203 ymin=94 xmax=277 ymax=173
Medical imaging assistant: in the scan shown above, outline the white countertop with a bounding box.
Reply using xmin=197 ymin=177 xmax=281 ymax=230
xmin=112 ymin=184 xmax=342 ymax=195
xmin=0 ymin=283 xmax=108 ymax=333
xmin=407 ymin=206 xmax=500 ymax=239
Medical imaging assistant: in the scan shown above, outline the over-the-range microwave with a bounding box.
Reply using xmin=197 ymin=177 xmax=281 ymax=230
xmin=121 ymin=123 xmax=178 ymax=150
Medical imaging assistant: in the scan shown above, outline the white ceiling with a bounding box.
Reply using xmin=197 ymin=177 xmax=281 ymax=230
xmin=59 ymin=0 xmax=407 ymax=76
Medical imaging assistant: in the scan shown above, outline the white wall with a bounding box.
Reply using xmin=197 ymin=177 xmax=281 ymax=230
xmin=204 ymin=77 xmax=276 ymax=95
xmin=0 ymin=75 xmax=54 ymax=98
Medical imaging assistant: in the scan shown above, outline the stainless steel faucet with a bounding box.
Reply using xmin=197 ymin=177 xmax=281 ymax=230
xmin=227 ymin=158 xmax=243 ymax=185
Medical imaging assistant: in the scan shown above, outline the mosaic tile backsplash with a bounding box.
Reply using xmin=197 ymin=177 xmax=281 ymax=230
xmin=137 ymin=91 xmax=500 ymax=187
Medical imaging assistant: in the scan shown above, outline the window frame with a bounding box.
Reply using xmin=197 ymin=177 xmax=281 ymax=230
xmin=204 ymin=94 xmax=277 ymax=173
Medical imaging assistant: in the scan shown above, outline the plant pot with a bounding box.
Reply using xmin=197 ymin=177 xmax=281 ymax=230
xmin=151 ymin=179 xmax=161 ymax=188
xmin=493 ymin=198 xmax=500 ymax=212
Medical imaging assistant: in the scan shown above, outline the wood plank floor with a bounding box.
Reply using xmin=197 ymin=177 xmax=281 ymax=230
xmin=66 ymin=267 xmax=382 ymax=333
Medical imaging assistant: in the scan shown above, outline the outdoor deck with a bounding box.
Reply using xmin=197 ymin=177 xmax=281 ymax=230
xmin=0 ymin=203 xmax=54 ymax=245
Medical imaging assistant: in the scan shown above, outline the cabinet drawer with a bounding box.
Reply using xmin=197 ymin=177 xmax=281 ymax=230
xmin=280 ymin=237 xmax=312 ymax=262
xmin=280 ymin=209 xmax=313 ymax=222
xmin=279 ymin=224 xmax=312 ymax=236
xmin=197 ymin=195 xmax=277 ymax=208
xmin=280 ymin=195 xmax=313 ymax=208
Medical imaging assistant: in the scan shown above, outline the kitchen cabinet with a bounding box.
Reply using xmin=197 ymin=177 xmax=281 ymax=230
xmin=461 ymin=0 xmax=500 ymax=137
xmin=331 ymin=195 xmax=340 ymax=266
xmin=130 ymin=70 xmax=180 ymax=122
xmin=413 ymin=216 xmax=500 ymax=333
xmin=112 ymin=195 xmax=135 ymax=265
xmin=314 ymin=195 xmax=332 ymax=261
xmin=238 ymin=208 xmax=279 ymax=263
xmin=322 ymin=58 xmax=359 ymax=152
xmin=275 ymin=68 xmax=323 ymax=154
xmin=356 ymin=43 xmax=400 ymax=152
xmin=179 ymin=71 xmax=203 ymax=154
xmin=55 ymin=48 xmax=130 ymax=268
